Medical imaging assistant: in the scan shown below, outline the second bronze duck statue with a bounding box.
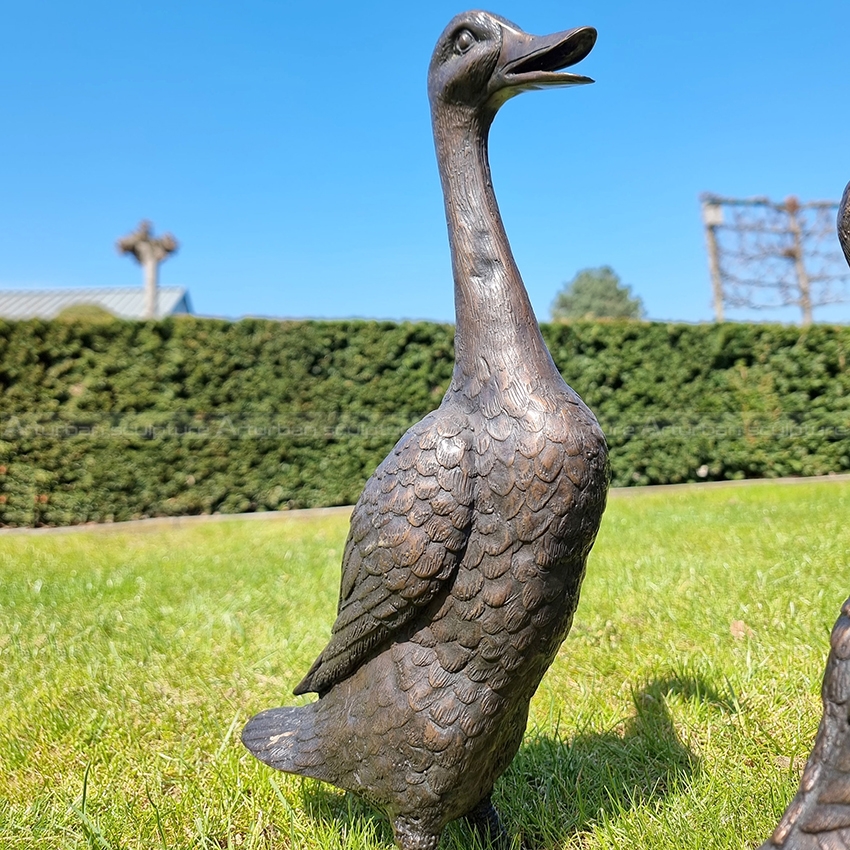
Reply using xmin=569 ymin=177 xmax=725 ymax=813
xmin=755 ymin=191 xmax=850 ymax=850
xmin=242 ymin=10 xmax=609 ymax=850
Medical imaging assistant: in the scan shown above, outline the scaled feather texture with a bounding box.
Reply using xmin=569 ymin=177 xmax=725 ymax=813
xmin=760 ymin=598 xmax=850 ymax=850
xmin=243 ymin=10 xmax=608 ymax=850
xmin=757 ymin=185 xmax=850 ymax=850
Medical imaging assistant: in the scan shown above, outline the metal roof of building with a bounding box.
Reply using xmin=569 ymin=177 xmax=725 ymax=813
xmin=0 ymin=287 xmax=193 ymax=320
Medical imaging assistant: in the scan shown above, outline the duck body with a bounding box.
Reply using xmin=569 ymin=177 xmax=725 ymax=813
xmin=243 ymin=11 xmax=607 ymax=849
xmin=245 ymin=379 xmax=607 ymax=845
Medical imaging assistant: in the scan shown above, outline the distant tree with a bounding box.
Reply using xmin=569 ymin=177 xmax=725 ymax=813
xmin=550 ymin=266 xmax=645 ymax=321
xmin=56 ymin=304 xmax=115 ymax=323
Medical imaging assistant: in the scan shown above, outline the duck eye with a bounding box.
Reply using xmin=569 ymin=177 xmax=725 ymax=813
xmin=454 ymin=29 xmax=476 ymax=54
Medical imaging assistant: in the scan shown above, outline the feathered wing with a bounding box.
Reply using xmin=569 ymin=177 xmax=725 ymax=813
xmin=760 ymin=597 xmax=850 ymax=850
xmin=294 ymin=409 xmax=474 ymax=696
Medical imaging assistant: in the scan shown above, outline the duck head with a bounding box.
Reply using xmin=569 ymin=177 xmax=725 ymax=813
xmin=428 ymin=10 xmax=596 ymax=119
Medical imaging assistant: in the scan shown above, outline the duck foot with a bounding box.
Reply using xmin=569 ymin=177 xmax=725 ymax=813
xmin=463 ymin=796 xmax=513 ymax=849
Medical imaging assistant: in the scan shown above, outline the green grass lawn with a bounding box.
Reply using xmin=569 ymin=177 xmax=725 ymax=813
xmin=1 ymin=479 xmax=848 ymax=850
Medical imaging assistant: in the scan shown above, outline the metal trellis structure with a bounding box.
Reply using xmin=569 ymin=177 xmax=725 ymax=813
xmin=700 ymin=193 xmax=850 ymax=324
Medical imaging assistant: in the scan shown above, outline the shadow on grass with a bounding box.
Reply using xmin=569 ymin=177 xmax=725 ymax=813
xmin=299 ymin=783 xmax=395 ymax=847
xmin=500 ymin=674 xmax=734 ymax=849
xmin=296 ymin=674 xmax=733 ymax=849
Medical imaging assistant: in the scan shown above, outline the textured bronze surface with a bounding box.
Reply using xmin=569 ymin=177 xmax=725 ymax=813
xmin=759 ymin=194 xmax=850 ymax=849
xmin=242 ymin=10 xmax=608 ymax=850
xmin=840 ymin=183 xmax=850 ymax=268
xmin=759 ymin=597 xmax=850 ymax=850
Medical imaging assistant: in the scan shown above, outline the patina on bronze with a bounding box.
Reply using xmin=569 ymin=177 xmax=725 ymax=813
xmin=839 ymin=182 xmax=850 ymax=269
xmin=242 ymin=11 xmax=608 ymax=850
xmin=759 ymin=596 xmax=850 ymax=849
xmin=757 ymin=193 xmax=850 ymax=849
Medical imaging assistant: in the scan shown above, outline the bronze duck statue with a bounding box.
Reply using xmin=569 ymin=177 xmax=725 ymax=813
xmin=760 ymin=596 xmax=850 ymax=850
xmin=242 ymin=10 xmax=608 ymax=850
xmin=758 ymin=192 xmax=850 ymax=849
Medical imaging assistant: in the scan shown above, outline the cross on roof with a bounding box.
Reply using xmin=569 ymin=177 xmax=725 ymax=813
xmin=117 ymin=220 xmax=179 ymax=319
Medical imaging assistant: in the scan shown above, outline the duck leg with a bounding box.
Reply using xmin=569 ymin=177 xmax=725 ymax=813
xmin=391 ymin=816 xmax=441 ymax=850
xmin=463 ymin=795 xmax=511 ymax=849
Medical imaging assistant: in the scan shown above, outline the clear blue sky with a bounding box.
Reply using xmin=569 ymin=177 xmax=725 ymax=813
xmin=2 ymin=0 xmax=849 ymax=324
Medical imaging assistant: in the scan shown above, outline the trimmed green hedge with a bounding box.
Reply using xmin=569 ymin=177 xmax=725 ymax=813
xmin=1 ymin=317 xmax=848 ymax=527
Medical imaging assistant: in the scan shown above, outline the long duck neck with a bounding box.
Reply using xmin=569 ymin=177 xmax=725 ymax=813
xmin=432 ymin=101 xmax=561 ymax=393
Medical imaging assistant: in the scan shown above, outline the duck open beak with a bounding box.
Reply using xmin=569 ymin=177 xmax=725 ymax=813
xmin=488 ymin=24 xmax=596 ymax=107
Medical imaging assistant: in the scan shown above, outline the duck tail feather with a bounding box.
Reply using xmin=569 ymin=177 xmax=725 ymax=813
xmin=242 ymin=702 xmax=331 ymax=783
